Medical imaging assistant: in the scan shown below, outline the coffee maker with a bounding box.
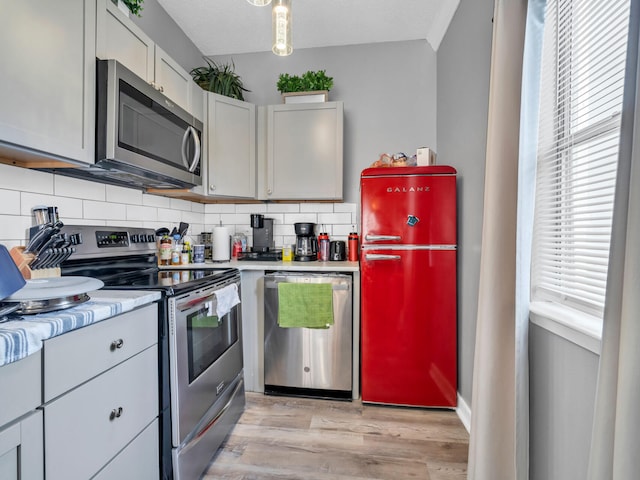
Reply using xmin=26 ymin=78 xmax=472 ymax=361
xmin=294 ymin=222 xmax=318 ymax=261
xmin=251 ymin=214 xmax=274 ymax=252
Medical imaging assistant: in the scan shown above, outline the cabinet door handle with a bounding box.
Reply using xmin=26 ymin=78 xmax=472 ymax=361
xmin=109 ymin=407 xmax=123 ymax=421
xmin=109 ymin=339 xmax=124 ymax=351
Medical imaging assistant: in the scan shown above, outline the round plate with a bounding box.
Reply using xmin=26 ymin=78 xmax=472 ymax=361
xmin=4 ymin=276 xmax=104 ymax=302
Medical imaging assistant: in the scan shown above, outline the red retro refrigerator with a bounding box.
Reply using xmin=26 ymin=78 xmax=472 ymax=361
xmin=360 ymin=166 xmax=457 ymax=407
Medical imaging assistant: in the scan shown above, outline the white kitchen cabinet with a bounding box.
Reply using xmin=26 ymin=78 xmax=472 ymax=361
xmin=0 ymin=411 xmax=44 ymax=480
xmin=207 ymin=92 xmax=256 ymax=198
xmin=0 ymin=352 xmax=43 ymax=480
xmin=96 ymin=0 xmax=194 ymax=113
xmin=258 ymin=102 xmax=344 ymax=200
xmin=0 ymin=0 xmax=96 ymax=165
xmin=41 ymin=304 xmax=159 ymax=480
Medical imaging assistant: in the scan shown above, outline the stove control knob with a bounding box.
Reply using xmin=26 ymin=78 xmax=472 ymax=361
xmin=147 ymin=234 xmax=155 ymax=243
xmin=130 ymin=234 xmax=138 ymax=243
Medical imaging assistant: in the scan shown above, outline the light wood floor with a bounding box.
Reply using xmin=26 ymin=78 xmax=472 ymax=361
xmin=203 ymin=392 xmax=469 ymax=480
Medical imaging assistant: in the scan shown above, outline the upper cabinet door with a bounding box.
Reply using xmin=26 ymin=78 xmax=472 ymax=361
xmin=96 ymin=0 xmax=154 ymax=82
xmin=260 ymin=102 xmax=343 ymax=200
xmin=207 ymin=93 xmax=256 ymax=198
xmin=0 ymin=0 xmax=96 ymax=164
xmin=154 ymin=45 xmax=192 ymax=112
xmin=96 ymin=0 xmax=193 ymax=113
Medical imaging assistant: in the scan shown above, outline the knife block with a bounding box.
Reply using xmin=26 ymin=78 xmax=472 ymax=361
xmin=9 ymin=246 xmax=61 ymax=280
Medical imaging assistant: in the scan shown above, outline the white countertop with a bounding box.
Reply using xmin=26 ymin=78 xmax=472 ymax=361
xmin=161 ymin=259 xmax=360 ymax=272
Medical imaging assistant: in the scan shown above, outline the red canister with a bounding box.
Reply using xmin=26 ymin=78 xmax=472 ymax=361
xmin=348 ymin=231 xmax=359 ymax=262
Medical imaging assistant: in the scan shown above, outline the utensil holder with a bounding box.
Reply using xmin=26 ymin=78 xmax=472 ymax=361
xmin=9 ymin=246 xmax=61 ymax=280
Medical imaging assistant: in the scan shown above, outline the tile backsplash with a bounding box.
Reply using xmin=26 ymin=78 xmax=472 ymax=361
xmin=0 ymin=163 xmax=357 ymax=250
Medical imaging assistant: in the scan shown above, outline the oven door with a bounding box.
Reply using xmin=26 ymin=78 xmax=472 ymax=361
xmin=168 ymin=280 xmax=243 ymax=447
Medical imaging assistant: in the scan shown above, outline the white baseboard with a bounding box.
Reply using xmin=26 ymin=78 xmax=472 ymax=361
xmin=456 ymin=393 xmax=471 ymax=433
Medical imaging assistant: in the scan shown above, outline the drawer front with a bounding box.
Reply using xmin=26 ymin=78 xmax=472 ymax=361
xmin=0 ymin=351 xmax=41 ymax=427
xmin=44 ymin=304 xmax=157 ymax=401
xmin=93 ymin=419 xmax=158 ymax=480
xmin=44 ymin=346 xmax=158 ymax=480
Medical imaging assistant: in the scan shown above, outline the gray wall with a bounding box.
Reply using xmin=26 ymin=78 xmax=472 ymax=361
xmin=129 ymin=0 xmax=204 ymax=72
xmin=529 ymin=325 xmax=598 ymax=480
xmin=437 ymin=0 xmax=494 ymax=403
xmin=212 ymin=40 xmax=438 ymax=204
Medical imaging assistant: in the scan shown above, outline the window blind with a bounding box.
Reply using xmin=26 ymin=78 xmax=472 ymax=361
xmin=531 ymin=0 xmax=630 ymax=317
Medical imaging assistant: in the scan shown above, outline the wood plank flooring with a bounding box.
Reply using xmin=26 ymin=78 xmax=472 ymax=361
xmin=203 ymin=392 xmax=469 ymax=480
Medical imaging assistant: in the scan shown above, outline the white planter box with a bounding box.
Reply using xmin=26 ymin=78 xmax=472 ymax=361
xmin=282 ymin=90 xmax=329 ymax=104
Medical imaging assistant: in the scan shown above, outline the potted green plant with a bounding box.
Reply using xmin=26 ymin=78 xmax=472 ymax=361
xmin=113 ymin=0 xmax=144 ymax=17
xmin=277 ymin=70 xmax=334 ymax=103
xmin=190 ymin=58 xmax=250 ymax=101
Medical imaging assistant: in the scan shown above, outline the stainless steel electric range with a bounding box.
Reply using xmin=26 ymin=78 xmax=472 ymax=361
xmin=59 ymin=225 xmax=245 ymax=480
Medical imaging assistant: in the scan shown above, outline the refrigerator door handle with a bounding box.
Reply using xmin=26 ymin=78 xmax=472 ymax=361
xmin=365 ymin=234 xmax=402 ymax=242
xmin=364 ymin=253 xmax=402 ymax=261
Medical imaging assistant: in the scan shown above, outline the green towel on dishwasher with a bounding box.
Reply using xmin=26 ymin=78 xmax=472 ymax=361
xmin=277 ymin=283 xmax=334 ymax=328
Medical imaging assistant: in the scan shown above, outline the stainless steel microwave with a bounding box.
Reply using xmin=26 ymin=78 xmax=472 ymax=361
xmin=94 ymin=59 xmax=202 ymax=189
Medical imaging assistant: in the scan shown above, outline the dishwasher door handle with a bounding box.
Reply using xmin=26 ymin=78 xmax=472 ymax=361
xmin=264 ymin=282 xmax=350 ymax=290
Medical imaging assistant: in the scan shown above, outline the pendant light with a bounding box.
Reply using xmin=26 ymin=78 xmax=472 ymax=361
xmin=272 ymin=0 xmax=292 ymax=56
xmin=246 ymin=0 xmax=271 ymax=6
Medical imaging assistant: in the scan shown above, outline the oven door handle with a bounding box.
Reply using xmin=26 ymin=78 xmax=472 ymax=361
xmin=178 ymin=293 xmax=216 ymax=311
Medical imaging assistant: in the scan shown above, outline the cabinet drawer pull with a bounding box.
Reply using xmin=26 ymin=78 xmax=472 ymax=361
xmin=109 ymin=407 xmax=123 ymax=421
xmin=109 ymin=338 xmax=124 ymax=351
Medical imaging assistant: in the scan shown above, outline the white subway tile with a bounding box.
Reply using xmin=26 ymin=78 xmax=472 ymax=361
xmin=204 ymin=213 xmax=221 ymax=226
xmin=1 ymin=239 xmax=25 ymax=249
xmin=191 ymin=202 xmax=205 ymax=213
xmin=170 ymin=198 xmax=193 ymax=212
xmin=105 ymin=220 xmax=140 ymax=228
xmin=142 ymin=194 xmax=172 ymax=208
xmin=300 ymin=203 xmax=334 ymax=213
xmin=126 ymin=205 xmax=158 ymax=222
xmin=20 ymin=192 xmax=84 ymax=220
xmin=282 ymin=235 xmax=297 ymax=247
xmin=69 ymin=218 xmax=107 ymax=226
xmin=0 ymin=214 xmax=31 ymax=241
xmin=54 ymin=176 xmax=106 ymax=201
xmin=267 ymin=204 xmax=300 ymax=213
xmin=334 ymin=202 xmax=357 ymax=214
xmin=219 ymin=213 xmax=250 ymax=225
xmin=83 ymin=200 xmax=127 ymax=221
xmin=318 ymin=213 xmax=353 ymax=225
xmin=106 ymin=185 xmax=143 ymax=205
xmin=235 ymin=204 xmax=267 ymax=214
xmin=0 ymin=190 xmax=20 ymax=215
xmin=274 ymin=224 xmax=296 ymax=237
xmin=157 ymin=208 xmax=182 ymax=223
xmin=181 ymin=210 xmax=204 ymax=225
xmin=0 ymin=164 xmax=53 ymax=194
xmin=204 ymin=204 xmax=236 ymax=214
xmin=283 ymin=213 xmax=317 ymax=224
xmin=332 ymin=224 xmax=354 ymax=237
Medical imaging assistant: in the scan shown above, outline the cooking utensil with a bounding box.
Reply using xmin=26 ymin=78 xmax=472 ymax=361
xmin=178 ymin=222 xmax=189 ymax=239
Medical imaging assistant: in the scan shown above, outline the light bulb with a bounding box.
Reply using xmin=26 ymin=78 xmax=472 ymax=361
xmin=272 ymin=0 xmax=292 ymax=56
xmin=247 ymin=0 xmax=271 ymax=6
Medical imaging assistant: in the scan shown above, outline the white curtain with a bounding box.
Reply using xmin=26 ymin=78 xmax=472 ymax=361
xmin=587 ymin=1 xmax=640 ymax=478
xmin=467 ymin=1 xmax=530 ymax=479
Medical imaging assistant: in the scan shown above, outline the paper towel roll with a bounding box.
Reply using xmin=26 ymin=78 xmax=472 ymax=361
xmin=212 ymin=226 xmax=231 ymax=261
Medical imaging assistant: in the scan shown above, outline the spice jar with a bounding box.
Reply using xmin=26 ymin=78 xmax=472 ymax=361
xmin=159 ymin=234 xmax=172 ymax=265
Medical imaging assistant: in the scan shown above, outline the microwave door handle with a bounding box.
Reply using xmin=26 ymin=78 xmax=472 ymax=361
xmin=180 ymin=126 xmax=191 ymax=170
xmin=187 ymin=126 xmax=201 ymax=173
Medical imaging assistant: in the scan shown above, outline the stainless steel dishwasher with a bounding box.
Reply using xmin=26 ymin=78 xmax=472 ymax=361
xmin=263 ymin=272 xmax=352 ymax=399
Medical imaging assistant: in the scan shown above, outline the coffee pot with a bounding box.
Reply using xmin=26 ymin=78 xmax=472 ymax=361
xmin=294 ymin=223 xmax=318 ymax=261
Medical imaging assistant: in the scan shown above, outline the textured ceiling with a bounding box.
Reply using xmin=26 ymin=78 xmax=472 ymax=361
xmin=157 ymin=0 xmax=460 ymax=56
